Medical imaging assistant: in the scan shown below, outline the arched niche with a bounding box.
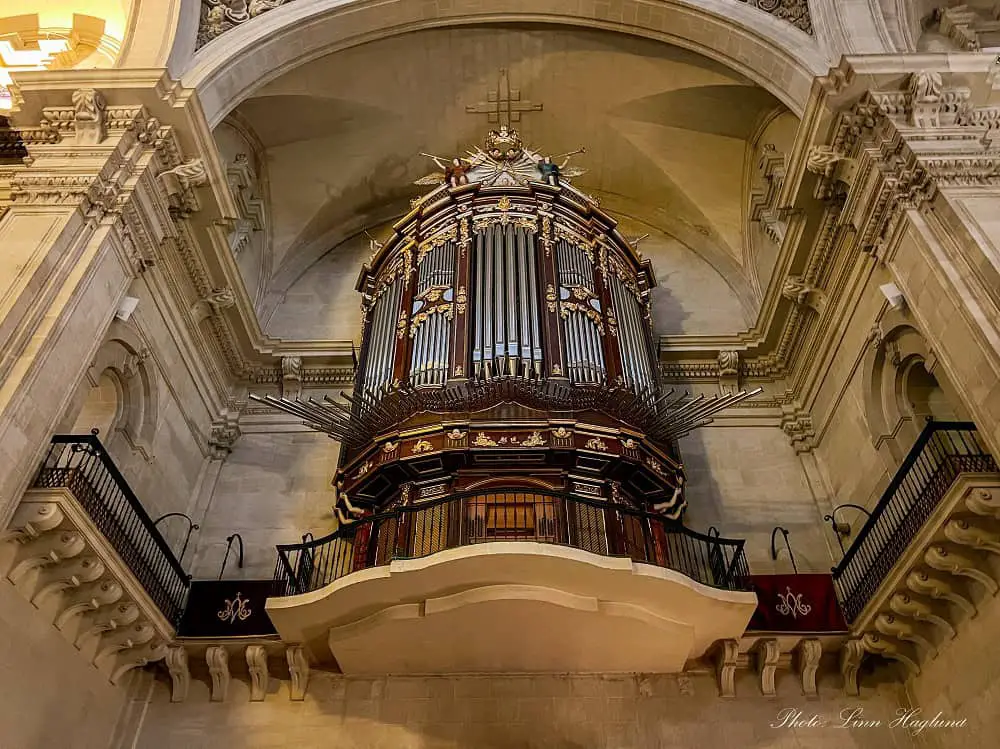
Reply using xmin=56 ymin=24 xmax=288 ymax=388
xmin=62 ymin=322 xmax=159 ymax=461
xmin=862 ymin=311 xmax=968 ymax=472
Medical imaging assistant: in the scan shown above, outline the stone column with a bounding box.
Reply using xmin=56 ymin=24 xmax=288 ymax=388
xmin=0 ymin=86 xmax=181 ymax=527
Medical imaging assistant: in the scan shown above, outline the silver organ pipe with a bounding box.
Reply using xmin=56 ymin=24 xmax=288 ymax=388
xmin=555 ymin=239 xmax=604 ymax=384
xmin=471 ymin=224 xmax=542 ymax=380
xmin=361 ymin=271 xmax=403 ymax=396
xmin=608 ymin=271 xmax=655 ymax=393
xmin=410 ymin=241 xmax=455 ymax=386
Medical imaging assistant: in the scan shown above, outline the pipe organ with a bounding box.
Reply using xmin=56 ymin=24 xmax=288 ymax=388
xmin=253 ymin=126 xmax=759 ymax=521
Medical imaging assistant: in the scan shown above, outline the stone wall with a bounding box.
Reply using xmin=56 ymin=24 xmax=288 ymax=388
xmin=126 ymin=668 xmax=917 ymax=749
xmin=187 ymin=431 xmax=341 ymax=580
xmin=0 ymin=579 xmax=125 ymax=749
xmin=681 ymin=425 xmax=835 ymax=573
xmin=909 ymin=592 xmax=1000 ymax=749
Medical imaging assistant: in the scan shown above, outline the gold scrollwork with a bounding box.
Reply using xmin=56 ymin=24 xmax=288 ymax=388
xmin=396 ymin=310 xmax=409 ymax=340
xmin=521 ymin=432 xmax=546 ymax=447
xmin=411 ymin=439 xmax=434 ymax=455
xmin=473 ymin=432 xmax=498 ymax=447
xmin=545 ymin=284 xmax=557 ymax=313
xmin=559 ymin=301 xmax=605 ymax=334
xmin=497 ymin=196 xmax=512 ymax=211
xmin=647 ymin=457 xmax=667 ymax=476
xmin=410 ymin=304 xmax=454 ymax=337
xmin=552 ymin=427 xmax=571 ymax=439
xmin=352 ymin=461 xmax=372 ymax=479
xmin=383 ymin=441 xmax=398 ymax=454
xmin=418 ymin=227 xmax=458 ymax=263
xmin=570 ymin=286 xmax=595 ymax=301
xmin=585 ymin=437 xmax=609 ymax=452
xmin=456 ymin=286 xmax=468 ymax=315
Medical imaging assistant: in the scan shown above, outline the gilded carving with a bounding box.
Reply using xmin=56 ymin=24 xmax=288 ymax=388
xmin=411 ymin=439 xmax=434 ymax=455
xmin=584 ymin=437 xmax=609 ymax=452
xmin=473 ymin=432 xmax=498 ymax=447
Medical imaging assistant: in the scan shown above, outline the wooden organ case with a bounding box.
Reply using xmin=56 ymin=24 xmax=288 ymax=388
xmin=254 ymin=128 xmax=758 ymax=539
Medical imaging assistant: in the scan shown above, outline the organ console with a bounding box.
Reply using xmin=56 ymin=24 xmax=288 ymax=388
xmin=252 ymin=126 xmax=759 ymax=523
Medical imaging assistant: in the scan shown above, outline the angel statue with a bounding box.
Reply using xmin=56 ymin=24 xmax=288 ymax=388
xmin=414 ymin=153 xmax=474 ymax=187
xmin=537 ymin=148 xmax=587 ymax=185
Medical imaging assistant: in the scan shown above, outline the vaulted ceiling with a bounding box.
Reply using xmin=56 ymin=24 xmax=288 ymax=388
xmin=222 ymin=24 xmax=794 ymax=337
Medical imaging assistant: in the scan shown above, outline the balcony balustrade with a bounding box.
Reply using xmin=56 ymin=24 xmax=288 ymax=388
xmin=273 ymin=489 xmax=751 ymax=597
xmin=833 ymin=421 xmax=998 ymax=623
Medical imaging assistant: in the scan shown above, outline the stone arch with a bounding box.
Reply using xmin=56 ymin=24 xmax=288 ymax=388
xmin=862 ymin=310 xmax=968 ymax=471
xmin=67 ymin=322 xmax=159 ymax=459
xmin=170 ymin=0 xmax=828 ymax=128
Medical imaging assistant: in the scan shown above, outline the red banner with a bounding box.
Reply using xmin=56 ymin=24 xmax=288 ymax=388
xmin=748 ymin=574 xmax=847 ymax=632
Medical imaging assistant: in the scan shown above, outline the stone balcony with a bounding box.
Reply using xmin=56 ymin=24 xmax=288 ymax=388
xmin=0 ymin=434 xmax=189 ymax=684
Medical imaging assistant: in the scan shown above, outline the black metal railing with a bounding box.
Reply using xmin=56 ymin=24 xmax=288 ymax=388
xmin=833 ymin=421 xmax=997 ymax=623
xmin=273 ymin=489 xmax=751 ymax=596
xmin=33 ymin=434 xmax=190 ymax=625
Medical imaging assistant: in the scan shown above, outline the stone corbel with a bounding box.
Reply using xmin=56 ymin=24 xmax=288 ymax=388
xmin=6 ymin=530 xmax=85 ymax=586
xmin=281 ymin=356 xmax=303 ymax=400
xmin=924 ymin=544 xmax=998 ymax=595
xmin=889 ymin=591 xmax=956 ymax=640
xmin=208 ymin=407 xmax=242 ymax=459
xmin=755 ymin=638 xmax=780 ymax=697
xmin=944 ymin=516 xmax=1000 ymax=554
xmin=165 ymin=645 xmax=190 ymax=703
xmin=287 ymin=645 xmax=310 ymax=701
xmin=806 ymin=145 xmax=857 ymax=191
xmin=906 ymin=71 xmax=946 ymax=129
xmin=158 ymin=159 xmax=208 ymax=214
xmin=840 ymin=638 xmax=865 ymax=697
xmin=71 ymin=89 xmax=106 ymax=145
xmin=780 ymin=407 xmax=816 ymax=455
xmin=192 ymin=288 xmax=236 ymax=323
xmin=246 ymin=644 xmax=269 ymax=701
xmin=781 ymin=276 xmax=826 ymax=314
xmin=939 ymin=6 xmax=982 ymax=51
xmin=206 ymin=645 xmax=230 ymax=702
xmin=906 ymin=568 xmax=977 ymax=618
xmin=30 ymin=555 xmax=105 ymax=607
xmin=966 ymin=488 xmax=1000 ymax=519
xmin=862 ymin=632 xmax=920 ymax=675
xmin=717 ymin=350 xmax=739 ymax=396
xmin=875 ymin=612 xmax=936 ymax=658
xmin=749 ymin=143 xmax=788 ymax=244
xmin=796 ymin=638 xmax=822 ymax=697
xmin=54 ymin=578 xmax=123 ymax=632
xmin=714 ymin=639 xmax=739 ymax=698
